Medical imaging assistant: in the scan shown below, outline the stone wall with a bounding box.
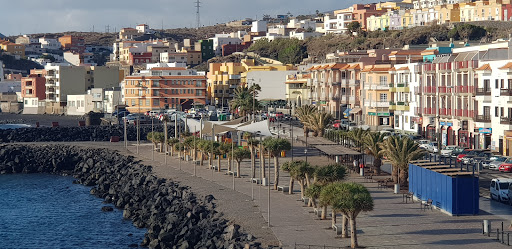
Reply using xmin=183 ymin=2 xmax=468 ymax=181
xmin=0 ymin=144 xmax=260 ymax=249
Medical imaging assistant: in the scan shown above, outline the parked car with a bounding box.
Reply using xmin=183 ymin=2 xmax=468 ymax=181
xmin=491 ymin=178 xmax=512 ymax=202
xmin=441 ymin=145 xmax=458 ymax=157
xmin=124 ymin=114 xmax=148 ymax=125
xmin=459 ymin=149 xmax=490 ymax=163
xmin=499 ymin=160 xmax=512 ymax=172
xmin=113 ymin=110 xmax=130 ymax=118
xmin=470 ymin=151 xmax=494 ymax=165
xmin=417 ymin=140 xmax=430 ymax=150
xmin=489 ymin=156 xmax=507 ymax=170
xmin=451 ymin=147 xmax=469 ymax=159
xmin=425 ymin=142 xmax=439 ymax=153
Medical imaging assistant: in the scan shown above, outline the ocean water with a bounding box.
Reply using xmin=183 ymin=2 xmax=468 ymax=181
xmin=0 ymin=124 xmax=32 ymax=129
xmin=0 ymin=174 xmax=146 ymax=249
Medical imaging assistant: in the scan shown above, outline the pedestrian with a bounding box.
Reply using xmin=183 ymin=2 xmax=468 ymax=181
xmin=353 ymin=158 xmax=359 ymax=170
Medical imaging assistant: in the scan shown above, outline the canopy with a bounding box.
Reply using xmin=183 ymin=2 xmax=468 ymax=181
xmin=349 ymin=107 xmax=362 ymax=114
xmin=236 ymin=120 xmax=273 ymax=137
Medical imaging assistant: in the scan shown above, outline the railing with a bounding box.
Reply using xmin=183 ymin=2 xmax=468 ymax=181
xmin=455 ymin=85 xmax=473 ymax=94
xmin=440 ymin=108 xmax=447 ymax=116
xmin=455 ymin=109 xmax=462 ymax=117
xmin=501 ymin=117 xmax=512 ymax=125
xmin=365 ymin=101 xmax=390 ymax=108
xmin=476 ymin=88 xmax=491 ymax=96
xmin=423 ymin=86 xmax=435 ymax=94
xmin=415 ymin=107 xmax=422 ymax=115
xmin=501 ymin=89 xmax=512 ymax=96
xmin=423 ymin=107 xmax=434 ymax=115
xmin=475 ymin=115 xmax=491 ymax=122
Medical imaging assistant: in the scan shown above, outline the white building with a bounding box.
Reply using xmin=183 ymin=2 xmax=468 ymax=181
xmin=66 ymin=94 xmax=93 ymax=115
xmin=63 ymin=52 xmax=96 ymax=66
xmin=159 ymin=52 xmax=188 ymax=64
xmin=136 ymin=24 xmax=150 ymax=33
xmin=39 ymin=37 xmax=61 ymax=50
xmin=209 ymin=34 xmax=242 ymax=56
xmin=391 ymin=63 xmax=423 ymax=135
xmin=251 ymin=20 xmax=268 ymax=33
xmin=246 ymin=70 xmax=298 ymax=100
xmin=323 ymin=12 xmax=353 ymax=34
xmin=289 ymin=31 xmax=323 ymax=40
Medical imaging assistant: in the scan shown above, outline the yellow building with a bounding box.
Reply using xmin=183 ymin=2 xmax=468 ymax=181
xmin=366 ymin=14 xmax=391 ymax=31
xmin=0 ymin=39 xmax=25 ymax=57
xmin=207 ymin=61 xmax=247 ymax=107
xmin=437 ymin=4 xmax=461 ymax=24
xmin=402 ymin=11 xmax=414 ymax=28
xmin=361 ymin=65 xmax=395 ymax=130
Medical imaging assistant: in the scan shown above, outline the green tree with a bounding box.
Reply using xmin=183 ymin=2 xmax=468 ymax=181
xmin=295 ymin=105 xmax=318 ymax=137
xmin=313 ymin=164 xmax=347 ymax=219
xmin=380 ymin=136 xmax=425 ymax=186
xmin=319 ymin=183 xmax=348 ymax=237
xmin=167 ymin=138 xmax=179 ymax=157
xmin=218 ymin=142 xmax=232 ymax=172
xmin=262 ymin=137 xmax=292 ymax=190
xmin=302 ymin=111 xmax=333 ymax=137
xmin=247 ymin=137 xmax=260 ymax=179
xmin=282 ymin=160 xmax=315 ymax=196
xmin=363 ymin=132 xmax=387 ymax=174
xmin=229 ymin=86 xmax=261 ymax=118
xmin=332 ymin=183 xmax=374 ymax=248
xmin=230 ymin=147 xmax=251 ymax=177
xmin=346 ymin=21 xmax=361 ymax=36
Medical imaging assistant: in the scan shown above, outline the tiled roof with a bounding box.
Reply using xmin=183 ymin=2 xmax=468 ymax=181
xmin=396 ymin=66 xmax=409 ymax=71
xmin=150 ymin=67 xmax=188 ymax=71
xmin=125 ymin=75 xmax=206 ymax=80
xmin=475 ymin=64 xmax=491 ymax=71
xmin=499 ymin=62 xmax=512 ymax=70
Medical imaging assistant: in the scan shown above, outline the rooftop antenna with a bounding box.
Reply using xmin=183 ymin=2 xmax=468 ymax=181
xmin=195 ymin=0 xmax=201 ymax=29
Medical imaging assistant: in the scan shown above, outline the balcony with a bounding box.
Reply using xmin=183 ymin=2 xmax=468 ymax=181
xmin=454 ymin=85 xmax=473 ymax=94
xmin=476 ymin=88 xmax=491 ymax=96
xmin=438 ymin=86 xmax=454 ymax=94
xmin=501 ymin=117 xmax=512 ymax=125
xmin=501 ymin=89 xmax=512 ymax=96
xmin=440 ymin=108 xmax=448 ymax=116
xmin=423 ymin=107 xmax=434 ymax=115
xmin=349 ymin=96 xmax=359 ymax=103
xmin=366 ymin=84 xmax=389 ymax=90
xmin=365 ymin=101 xmax=389 ymax=108
xmin=348 ymin=79 xmax=360 ymax=86
xmin=423 ymin=86 xmax=435 ymax=94
xmin=475 ymin=115 xmax=491 ymax=123
xmin=228 ymin=74 xmax=241 ymax=80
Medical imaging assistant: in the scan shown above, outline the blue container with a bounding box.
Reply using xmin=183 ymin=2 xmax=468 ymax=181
xmin=409 ymin=163 xmax=479 ymax=215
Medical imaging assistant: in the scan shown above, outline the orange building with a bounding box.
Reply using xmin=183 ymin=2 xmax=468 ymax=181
xmin=58 ymin=35 xmax=85 ymax=53
xmin=22 ymin=69 xmax=46 ymax=100
xmin=0 ymin=39 xmax=25 ymax=57
xmin=123 ymin=67 xmax=207 ymax=113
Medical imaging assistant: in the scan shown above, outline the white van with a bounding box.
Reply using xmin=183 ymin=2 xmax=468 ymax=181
xmin=490 ymin=178 xmax=512 ymax=202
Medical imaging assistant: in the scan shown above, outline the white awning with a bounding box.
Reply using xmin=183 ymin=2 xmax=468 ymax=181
xmin=236 ymin=120 xmax=273 ymax=137
xmin=349 ymin=107 xmax=362 ymax=114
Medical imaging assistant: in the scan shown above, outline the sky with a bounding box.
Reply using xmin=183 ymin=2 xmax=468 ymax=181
xmin=0 ymin=0 xmax=371 ymax=36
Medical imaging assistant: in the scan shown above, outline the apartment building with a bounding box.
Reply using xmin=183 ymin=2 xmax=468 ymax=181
xmin=390 ymin=63 xmax=423 ymax=134
xmin=285 ymin=73 xmax=311 ymax=108
xmin=119 ymin=28 xmax=142 ymax=40
xmin=122 ymin=67 xmax=207 ymax=113
xmin=63 ymin=52 xmax=95 ymax=66
xmin=361 ymin=65 xmax=394 ymax=130
xmin=59 ymin=35 xmax=85 ymax=53
xmin=352 ymin=4 xmax=388 ymax=30
xmin=39 ymin=37 xmax=61 ymax=50
xmin=210 ymin=34 xmax=242 ymax=56
xmin=207 ymin=62 xmax=246 ymax=107
xmin=0 ymin=39 xmax=25 ymax=57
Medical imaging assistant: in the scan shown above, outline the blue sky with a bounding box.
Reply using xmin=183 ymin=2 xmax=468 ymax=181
xmin=0 ymin=0 xmax=371 ymax=36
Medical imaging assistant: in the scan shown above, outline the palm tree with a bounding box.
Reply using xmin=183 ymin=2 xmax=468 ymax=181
xmin=320 ymin=183 xmax=347 ymax=236
xmin=363 ymin=132 xmax=386 ymax=174
xmin=304 ymin=182 xmax=323 ymax=208
xmin=302 ymin=111 xmax=333 ymax=137
xmin=282 ymin=160 xmax=315 ymax=196
xmin=262 ymin=137 xmax=292 ymax=190
xmin=381 ymin=136 xmax=425 ymax=186
xmin=147 ymin=132 xmax=158 ymax=150
xmin=197 ymin=140 xmax=209 ymax=166
xmin=295 ymin=105 xmax=318 ymax=137
xmin=218 ymin=142 xmax=232 ymax=172
xmin=229 ymin=86 xmax=261 ymax=118
xmin=348 ymin=128 xmax=368 ymax=149
xmin=247 ymin=137 xmax=260 ymax=179
xmin=167 ymin=138 xmax=179 ymax=157
xmin=332 ymin=183 xmax=374 ymax=248
xmin=314 ymin=164 xmax=347 ymax=219
xmin=230 ymin=147 xmax=251 ymax=177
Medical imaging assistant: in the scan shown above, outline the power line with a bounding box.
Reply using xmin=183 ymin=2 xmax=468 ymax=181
xmin=195 ymin=0 xmax=201 ymax=29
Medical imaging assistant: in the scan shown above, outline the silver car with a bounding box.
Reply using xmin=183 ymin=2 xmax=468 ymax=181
xmin=489 ymin=157 xmax=508 ymax=170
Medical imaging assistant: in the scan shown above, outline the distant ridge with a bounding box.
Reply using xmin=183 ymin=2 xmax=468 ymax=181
xmin=0 ymin=33 xmax=5 ymax=39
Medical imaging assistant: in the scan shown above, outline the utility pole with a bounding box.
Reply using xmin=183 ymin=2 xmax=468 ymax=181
xmin=195 ymin=0 xmax=201 ymax=29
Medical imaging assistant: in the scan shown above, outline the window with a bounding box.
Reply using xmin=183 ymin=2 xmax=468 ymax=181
xmin=379 ymin=76 xmax=387 ymax=85
xmin=153 ymin=99 xmax=159 ymax=106
xmin=131 ymin=100 xmax=136 ymax=106
xmin=146 ymin=99 xmax=150 ymax=106
xmin=164 ymin=89 xmax=168 ymax=94
xmin=502 ymin=107 xmax=505 ymax=117
xmin=380 ymin=93 xmax=388 ymax=101
xmin=493 ymin=106 xmax=497 ymax=117
xmin=153 ymin=90 xmax=159 ymax=96
xmin=494 ymin=79 xmax=498 ymax=89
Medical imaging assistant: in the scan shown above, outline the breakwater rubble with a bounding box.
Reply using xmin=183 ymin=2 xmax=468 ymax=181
xmin=0 ymin=126 xmax=174 ymax=143
xmin=0 ymin=144 xmax=260 ymax=249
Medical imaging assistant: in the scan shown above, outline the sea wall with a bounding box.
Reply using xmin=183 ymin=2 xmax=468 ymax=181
xmin=0 ymin=144 xmax=259 ymax=249
xmin=0 ymin=126 xmax=175 ymax=143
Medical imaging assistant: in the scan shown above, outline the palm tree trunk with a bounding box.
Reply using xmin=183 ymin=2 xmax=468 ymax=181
xmin=209 ymin=153 xmax=213 ymax=169
xmin=331 ymin=210 xmax=336 ymax=228
xmin=374 ymin=157 xmax=382 ymax=175
xmin=170 ymin=145 xmax=173 ymax=157
xmin=160 ymin=142 xmax=163 ymax=152
xmin=392 ymin=164 xmax=399 ymax=184
xmin=200 ymin=152 xmax=204 ymax=166
xmin=299 ymin=180 xmax=305 ymax=199
xmin=193 ymin=148 xmax=196 ymax=161
xmin=217 ymin=156 xmax=221 ymax=172
xmin=289 ymin=178 xmax=294 ymax=194
xmin=251 ymin=147 xmax=256 ymax=178
xmin=342 ymin=214 xmax=349 ymax=238
xmin=236 ymin=161 xmax=241 ymax=178
xmin=399 ymin=167 xmax=408 ymax=187
xmin=273 ymin=155 xmax=279 ymax=190
xmin=350 ymin=216 xmax=358 ymax=248
xmin=321 ymin=205 xmax=327 ymax=220
xmin=228 ymin=156 xmax=232 ymax=172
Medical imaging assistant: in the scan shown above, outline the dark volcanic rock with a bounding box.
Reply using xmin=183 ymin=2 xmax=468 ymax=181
xmin=101 ymin=206 xmax=114 ymax=212
xmin=0 ymin=144 xmax=259 ymax=249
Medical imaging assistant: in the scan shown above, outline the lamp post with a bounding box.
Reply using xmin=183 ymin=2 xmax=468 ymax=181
xmin=305 ymin=134 xmax=308 ymax=163
xmin=194 ymin=126 xmax=197 ymax=176
xmin=232 ymin=135 xmax=235 ymax=190
xmin=267 ymin=142 xmax=271 ymax=228
xmin=151 ymin=114 xmax=154 ymax=160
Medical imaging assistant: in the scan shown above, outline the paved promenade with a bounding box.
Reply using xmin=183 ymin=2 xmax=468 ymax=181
xmin=118 ymin=140 xmax=508 ymax=249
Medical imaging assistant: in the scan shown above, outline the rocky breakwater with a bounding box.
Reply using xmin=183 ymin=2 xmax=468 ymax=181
xmin=0 ymin=144 xmax=260 ymax=249
xmin=0 ymin=125 xmax=174 ymax=143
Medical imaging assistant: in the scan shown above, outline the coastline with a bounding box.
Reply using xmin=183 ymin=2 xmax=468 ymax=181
xmin=0 ymin=143 xmax=267 ymax=248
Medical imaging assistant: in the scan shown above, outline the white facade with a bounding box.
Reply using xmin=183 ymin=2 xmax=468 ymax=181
xmin=251 ymin=20 xmax=268 ymax=33
xmin=392 ymin=63 xmax=423 ymax=134
xmin=136 ymin=24 xmax=150 ymax=33
xmin=22 ymin=97 xmax=42 ymax=114
xmin=39 ymin=37 xmax=61 ymax=50
xmin=246 ymin=70 xmax=297 ymax=100
xmin=324 ymin=12 xmax=353 ymax=34
xmin=66 ymin=94 xmax=93 ymax=115
xmin=210 ymin=35 xmax=242 ymax=56
xmin=159 ymin=52 xmax=188 ymax=64
xmin=289 ymin=31 xmax=323 ymax=40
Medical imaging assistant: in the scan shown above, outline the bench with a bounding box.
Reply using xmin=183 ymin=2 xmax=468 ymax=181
xmin=302 ymin=197 xmax=309 ymax=205
xmin=314 ymin=208 xmax=322 ymax=218
xmin=251 ymin=178 xmax=261 ymax=184
xmin=333 ymin=224 xmax=343 ymax=235
xmin=421 ymin=199 xmax=433 ymax=211
xmin=364 ymin=174 xmax=373 ymax=182
xmin=227 ymin=171 xmax=235 ymax=175
xmin=403 ymin=192 xmax=414 ymax=203
xmin=277 ymin=185 xmax=289 ymax=193
xmin=193 ymin=161 xmax=200 ymax=165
